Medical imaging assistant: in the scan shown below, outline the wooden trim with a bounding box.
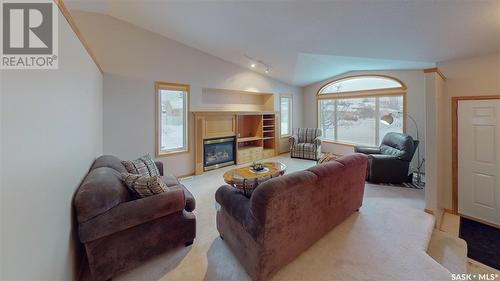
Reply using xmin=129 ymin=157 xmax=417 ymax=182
xmin=193 ymin=111 xmax=276 ymax=115
xmin=317 ymin=74 xmax=407 ymax=96
xmin=316 ymin=90 xmax=406 ymax=100
xmin=451 ymin=95 xmax=500 ymax=214
xmin=438 ymin=209 xmax=446 ymax=231
xmin=443 ymin=208 xmax=454 ymax=214
xmin=321 ymin=140 xmax=357 ymax=147
xmin=279 ymin=94 xmax=293 ymax=137
xmin=424 ymin=208 xmax=434 ymax=215
xmin=155 ymin=81 xmax=191 ymax=157
xmin=459 ymin=213 xmax=500 ymax=229
xmin=177 ymin=172 xmax=195 ymax=180
xmin=53 ymin=0 xmax=103 ymax=73
xmin=423 ymin=67 xmax=446 ymax=81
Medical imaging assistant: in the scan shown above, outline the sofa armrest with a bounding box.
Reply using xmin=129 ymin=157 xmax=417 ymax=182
xmin=215 ymin=185 xmax=251 ymax=223
xmin=289 ymin=135 xmax=298 ymax=147
xmin=216 ymin=185 xmax=264 ymax=235
xmin=155 ymin=161 xmax=164 ymax=176
xmin=79 ymin=186 xmax=185 ymax=242
xmin=354 ymin=146 xmax=381 ymax=155
xmin=313 ymin=137 xmax=322 ymax=146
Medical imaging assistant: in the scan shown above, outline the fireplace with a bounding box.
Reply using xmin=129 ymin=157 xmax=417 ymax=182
xmin=204 ymin=137 xmax=235 ymax=171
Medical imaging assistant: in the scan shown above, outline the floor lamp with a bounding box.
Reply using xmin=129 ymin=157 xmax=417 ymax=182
xmin=380 ymin=112 xmax=424 ymax=186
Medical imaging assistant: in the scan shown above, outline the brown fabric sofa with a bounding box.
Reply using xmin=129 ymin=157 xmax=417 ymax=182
xmin=74 ymin=155 xmax=196 ymax=281
xmin=215 ymin=153 xmax=368 ymax=281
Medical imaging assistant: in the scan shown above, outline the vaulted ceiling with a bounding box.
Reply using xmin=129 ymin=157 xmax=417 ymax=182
xmin=66 ymin=0 xmax=500 ymax=86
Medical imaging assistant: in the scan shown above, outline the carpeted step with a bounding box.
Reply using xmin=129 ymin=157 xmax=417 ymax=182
xmin=427 ymin=229 xmax=468 ymax=274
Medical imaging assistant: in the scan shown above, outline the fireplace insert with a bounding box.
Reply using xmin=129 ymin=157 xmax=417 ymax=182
xmin=204 ymin=137 xmax=235 ymax=171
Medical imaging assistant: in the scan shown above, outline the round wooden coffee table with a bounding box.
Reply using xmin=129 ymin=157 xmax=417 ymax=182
xmin=223 ymin=162 xmax=287 ymax=197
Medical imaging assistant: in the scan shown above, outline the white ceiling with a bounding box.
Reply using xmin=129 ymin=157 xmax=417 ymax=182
xmin=66 ymin=0 xmax=500 ymax=86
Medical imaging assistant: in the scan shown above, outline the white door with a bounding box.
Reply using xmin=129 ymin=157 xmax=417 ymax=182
xmin=458 ymin=99 xmax=500 ymax=226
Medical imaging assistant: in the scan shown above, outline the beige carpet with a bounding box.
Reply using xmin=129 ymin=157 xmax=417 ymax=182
xmin=90 ymin=155 xmax=451 ymax=281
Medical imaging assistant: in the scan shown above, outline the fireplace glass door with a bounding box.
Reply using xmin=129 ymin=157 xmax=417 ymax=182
xmin=204 ymin=137 xmax=235 ymax=170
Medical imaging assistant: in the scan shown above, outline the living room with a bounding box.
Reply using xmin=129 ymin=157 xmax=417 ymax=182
xmin=1 ymin=1 xmax=499 ymax=281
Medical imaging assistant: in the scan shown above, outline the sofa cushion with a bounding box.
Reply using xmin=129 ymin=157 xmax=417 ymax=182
xmin=78 ymin=187 xmax=186 ymax=242
xmin=122 ymin=154 xmax=160 ymax=177
xmin=75 ymin=167 xmax=132 ymax=223
xmin=122 ymin=173 xmax=167 ymax=198
xmin=317 ymin=152 xmax=339 ymax=164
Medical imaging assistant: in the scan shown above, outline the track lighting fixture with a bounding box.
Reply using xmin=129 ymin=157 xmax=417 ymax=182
xmin=245 ymin=54 xmax=272 ymax=74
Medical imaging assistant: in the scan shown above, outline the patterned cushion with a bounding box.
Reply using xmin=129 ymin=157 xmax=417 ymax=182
xmin=294 ymin=128 xmax=322 ymax=143
xmin=121 ymin=173 xmax=167 ymax=198
xmin=122 ymin=154 xmax=160 ymax=177
xmin=317 ymin=152 xmax=339 ymax=164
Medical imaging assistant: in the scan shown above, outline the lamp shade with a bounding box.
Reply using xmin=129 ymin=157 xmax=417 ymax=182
xmin=380 ymin=113 xmax=394 ymax=125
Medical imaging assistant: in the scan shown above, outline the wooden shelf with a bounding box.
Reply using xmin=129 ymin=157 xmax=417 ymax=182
xmin=263 ymin=137 xmax=274 ymax=140
xmin=237 ymin=136 xmax=262 ymax=142
xmin=238 ymin=146 xmax=261 ymax=151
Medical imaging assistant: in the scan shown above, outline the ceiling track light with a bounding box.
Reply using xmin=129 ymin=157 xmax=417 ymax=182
xmin=245 ymin=54 xmax=272 ymax=74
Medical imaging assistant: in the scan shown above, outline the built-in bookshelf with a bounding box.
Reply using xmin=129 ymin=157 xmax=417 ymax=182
xmin=236 ymin=113 xmax=277 ymax=164
xmin=194 ymin=111 xmax=278 ymax=174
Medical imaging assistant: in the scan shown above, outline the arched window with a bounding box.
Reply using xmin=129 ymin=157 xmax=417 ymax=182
xmin=317 ymin=75 xmax=406 ymax=146
xmin=318 ymin=75 xmax=405 ymax=95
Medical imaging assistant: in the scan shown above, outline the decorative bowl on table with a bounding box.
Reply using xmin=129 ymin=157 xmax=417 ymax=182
xmin=251 ymin=161 xmax=265 ymax=171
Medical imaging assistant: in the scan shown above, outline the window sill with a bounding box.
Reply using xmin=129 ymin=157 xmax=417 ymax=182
xmin=321 ymin=140 xmax=357 ymax=147
xmin=156 ymin=149 xmax=189 ymax=157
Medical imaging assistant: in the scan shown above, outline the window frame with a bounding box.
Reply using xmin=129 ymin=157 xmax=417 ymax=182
xmin=155 ymin=81 xmax=190 ymax=157
xmin=279 ymin=94 xmax=293 ymax=138
xmin=316 ymin=75 xmax=407 ymax=147
xmin=317 ymin=74 xmax=407 ymax=96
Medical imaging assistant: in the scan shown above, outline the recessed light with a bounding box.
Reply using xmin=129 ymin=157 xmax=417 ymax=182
xmin=251 ymin=63 xmax=256 ymax=68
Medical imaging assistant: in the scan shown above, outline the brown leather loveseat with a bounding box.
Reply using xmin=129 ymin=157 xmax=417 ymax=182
xmin=74 ymin=155 xmax=196 ymax=281
xmin=215 ymin=153 xmax=368 ymax=281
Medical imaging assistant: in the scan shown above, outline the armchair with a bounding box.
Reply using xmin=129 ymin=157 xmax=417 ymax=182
xmin=355 ymin=132 xmax=418 ymax=183
xmin=289 ymin=128 xmax=322 ymax=160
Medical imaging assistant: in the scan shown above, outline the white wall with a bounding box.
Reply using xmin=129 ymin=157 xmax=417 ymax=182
xmin=302 ymin=70 xmax=426 ymax=170
xmin=435 ymin=53 xmax=500 ymax=209
xmin=0 ymin=11 xmax=103 ymax=281
xmin=424 ymin=72 xmax=445 ymax=216
xmin=71 ymin=11 xmax=302 ymax=177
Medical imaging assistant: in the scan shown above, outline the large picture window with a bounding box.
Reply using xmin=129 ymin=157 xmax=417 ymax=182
xmin=156 ymin=82 xmax=189 ymax=156
xmin=317 ymin=75 xmax=405 ymax=146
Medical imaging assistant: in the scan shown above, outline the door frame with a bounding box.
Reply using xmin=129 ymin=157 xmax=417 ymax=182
xmin=451 ymin=95 xmax=500 ymax=214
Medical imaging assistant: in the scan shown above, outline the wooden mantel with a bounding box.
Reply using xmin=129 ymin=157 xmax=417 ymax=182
xmin=194 ymin=111 xmax=279 ymax=175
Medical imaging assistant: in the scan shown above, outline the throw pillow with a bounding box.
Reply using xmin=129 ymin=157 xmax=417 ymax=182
xmin=317 ymin=152 xmax=339 ymax=164
xmin=122 ymin=154 xmax=160 ymax=177
xmin=121 ymin=173 xmax=167 ymax=198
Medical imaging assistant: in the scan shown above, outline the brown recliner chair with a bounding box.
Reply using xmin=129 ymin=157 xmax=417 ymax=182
xmin=74 ymin=155 xmax=196 ymax=281
xmin=355 ymin=132 xmax=418 ymax=183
